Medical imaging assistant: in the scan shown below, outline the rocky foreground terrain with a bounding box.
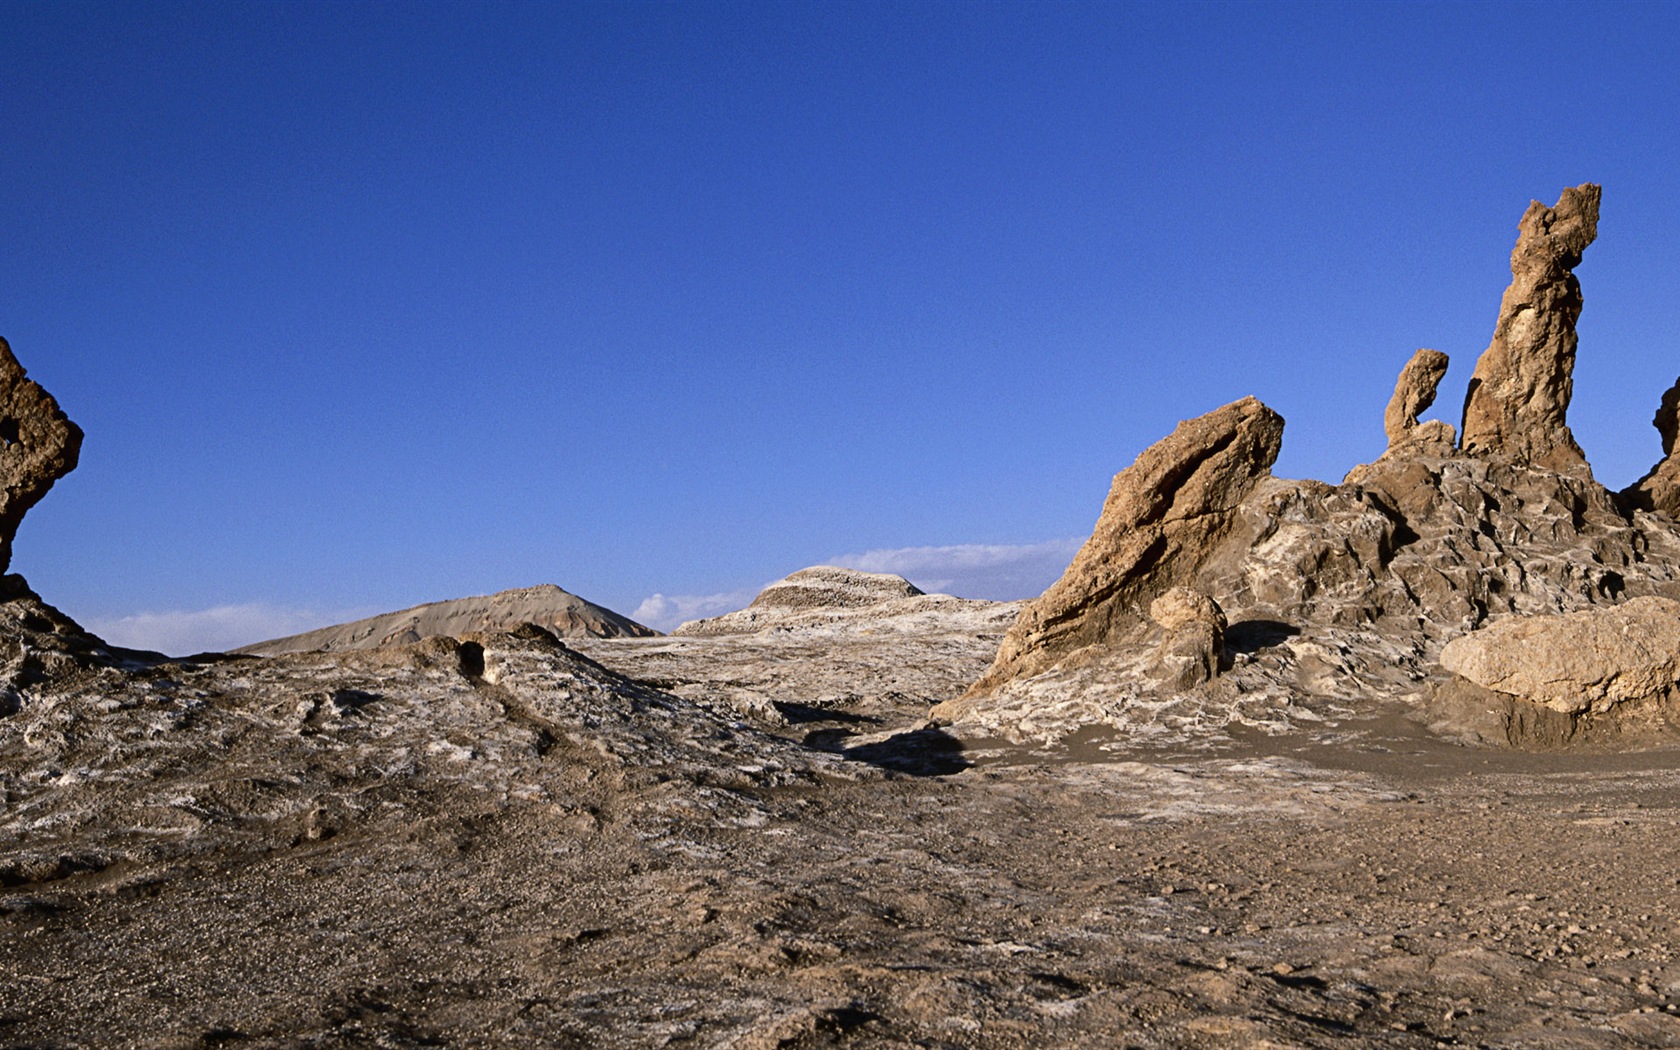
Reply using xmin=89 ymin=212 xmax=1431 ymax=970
xmin=7 ymin=185 xmax=1680 ymax=1047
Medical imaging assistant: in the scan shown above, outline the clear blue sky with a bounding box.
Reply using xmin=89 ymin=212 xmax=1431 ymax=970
xmin=4 ymin=1 xmax=1677 ymax=651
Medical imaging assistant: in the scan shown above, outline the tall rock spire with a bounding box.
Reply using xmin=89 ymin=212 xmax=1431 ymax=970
xmin=1459 ymin=183 xmax=1601 ymax=475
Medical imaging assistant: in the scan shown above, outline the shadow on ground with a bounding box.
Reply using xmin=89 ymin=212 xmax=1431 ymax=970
xmin=839 ymin=726 xmax=971 ymax=776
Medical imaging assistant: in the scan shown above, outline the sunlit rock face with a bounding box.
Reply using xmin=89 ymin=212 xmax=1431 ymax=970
xmin=0 ymin=336 xmax=82 ymax=574
xmin=960 ymin=396 xmax=1284 ymax=701
xmin=1458 ymin=183 xmax=1600 ymax=477
xmin=1382 ymin=348 xmax=1455 ymax=456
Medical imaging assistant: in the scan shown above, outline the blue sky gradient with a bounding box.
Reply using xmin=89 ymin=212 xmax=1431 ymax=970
xmin=4 ymin=1 xmax=1678 ymax=650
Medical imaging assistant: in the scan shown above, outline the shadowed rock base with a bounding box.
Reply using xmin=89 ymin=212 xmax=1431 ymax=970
xmin=1624 ymin=376 xmax=1680 ymax=518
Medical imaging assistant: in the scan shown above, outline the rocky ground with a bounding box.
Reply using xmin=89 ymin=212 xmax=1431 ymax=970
xmin=6 ymin=592 xmax=1680 ymax=1049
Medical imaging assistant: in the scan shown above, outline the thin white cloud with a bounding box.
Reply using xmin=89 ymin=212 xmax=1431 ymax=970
xmin=84 ymin=604 xmax=342 ymax=657
xmin=632 ymin=588 xmax=761 ymax=633
xmin=827 ymin=538 xmax=1082 ymax=601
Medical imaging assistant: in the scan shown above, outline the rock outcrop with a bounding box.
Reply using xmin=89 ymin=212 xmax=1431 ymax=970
xmin=747 ymin=566 xmax=923 ymax=612
xmin=941 ymin=185 xmax=1680 ymax=747
xmin=1623 ymin=377 xmax=1680 ymax=518
xmin=1147 ymin=588 xmax=1226 ymax=691
xmin=963 ymin=396 xmax=1283 ymax=697
xmin=1459 ymin=183 xmax=1600 ymax=475
xmin=1425 ymin=596 xmax=1680 ymax=748
xmin=673 ymin=567 xmax=945 ymax=638
xmin=1438 ymin=596 xmax=1680 ymax=716
xmin=0 ymin=337 xmax=83 ymax=574
xmin=237 ymin=583 xmax=657 ymax=656
xmin=1382 ymin=349 xmax=1454 ymax=455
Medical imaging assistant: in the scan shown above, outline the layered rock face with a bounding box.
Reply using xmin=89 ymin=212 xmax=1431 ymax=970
xmin=1459 ymin=184 xmax=1600 ymax=475
xmin=0 ymin=337 xmax=83 ymax=574
xmin=963 ymin=397 xmax=1283 ymax=696
xmin=1623 ymin=377 xmax=1680 ymax=518
xmin=673 ymin=566 xmax=958 ymax=638
xmin=947 ymin=185 xmax=1680 ymax=747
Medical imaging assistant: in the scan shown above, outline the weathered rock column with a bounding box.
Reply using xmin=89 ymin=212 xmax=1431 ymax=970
xmin=1459 ymin=183 xmax=1600 ymax=475
xmin=0 ymin=337 xmax=82 ymax=573
xmin=1382 ymin=348 xmax=1455 ymax=455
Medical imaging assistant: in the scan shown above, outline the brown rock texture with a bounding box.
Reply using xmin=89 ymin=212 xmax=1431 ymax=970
xmin=1459 ymin=183 xmax=1600 ymax=474
xmin=1438 ymin=596 xmax=1680 ymax=716
xmin=1147 ymin=587 xmax=1226 ymax=690
xmin=1623 ymin=376 xmax=1680 ymax=518
xmin=964 ymin=396 xmax=1283 ymax=696
xmin=0 ymin=336 xmax=83 ymax=573
xmin=1382 ymin=348 xmax=1454 ymax=454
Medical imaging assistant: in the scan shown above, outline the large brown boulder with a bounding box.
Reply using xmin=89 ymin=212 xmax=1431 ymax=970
xmin=1459 ymin=184 xmax=1600 ymax=475
xmin=1439 ymin=596 xmax=1680 ymax=716
xmin=1427 ymin=596 xmax=1680 ymax=747
xmin=1623 ymin=377 xmax=1680 ymax=518
xmin=0 ymin=337 xmax=83 ymax=573
xmin=964 ymin=396 xmax=1283 ymax=696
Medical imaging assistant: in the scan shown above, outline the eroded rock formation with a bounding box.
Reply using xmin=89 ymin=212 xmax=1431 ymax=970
xmin=1623 ymin=377 xmax=1680 ymax=518
xmin=963 ymin=396 xmax=1283 ymax=697
xmin=1459 ymin=183 xmax=1600 ymax=475
xmin=1439 ymin=596 xmax=1680 ymax=715
xmin=672 ymin=566 xmax=983 ymax=641
xmin=1382 ymin=348 xmax=1454 ymax=455
xmin=747 ymin=566 xmax=923 ymax=611
xmin=944 ymin=185 xmax=1680 ymax=747
xmin=0 ymin=336 xmax=83 ymax=574
xmin=1147 ymin=588 xmax=1226 ymax=691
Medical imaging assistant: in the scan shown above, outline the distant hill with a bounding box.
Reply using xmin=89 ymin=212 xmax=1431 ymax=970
xmin=234 ymin=584 xmax=657 ymax=655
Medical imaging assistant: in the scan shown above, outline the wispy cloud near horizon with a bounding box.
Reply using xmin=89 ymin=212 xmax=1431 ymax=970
xmin=827 ymin=538 xmax=1081 ymax=601
xmin=84 ymin=604 xmax=351 ymax=657
xmin=631 ymin=588 xmax=762 ymax=634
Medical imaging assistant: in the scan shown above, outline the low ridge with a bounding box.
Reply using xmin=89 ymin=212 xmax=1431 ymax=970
xmin=235 ymin=583 xmax=657 ymax=655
